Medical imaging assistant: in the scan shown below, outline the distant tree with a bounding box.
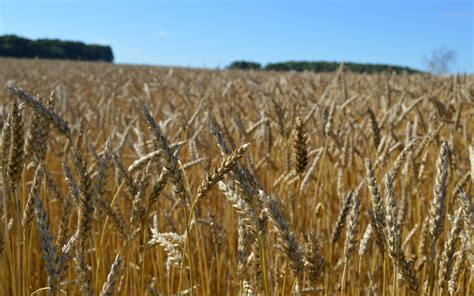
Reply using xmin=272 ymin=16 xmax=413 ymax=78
xmin=227 ymin=60 xmax=261 ymax=70
xmin=424 ymin=47 xmax=456 ymax=75
xmin=264 ymin=61 xmax=420 ymax=74
xmin=0 ymin=35 xmax=114 ymax=62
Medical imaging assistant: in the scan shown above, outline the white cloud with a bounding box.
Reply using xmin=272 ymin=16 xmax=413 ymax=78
xmin=153 ymin=31 xmax=169 ymax=38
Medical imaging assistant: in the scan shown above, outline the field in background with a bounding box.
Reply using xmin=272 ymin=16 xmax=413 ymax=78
xmin=0 ymin=58 xmax=472 ymax=295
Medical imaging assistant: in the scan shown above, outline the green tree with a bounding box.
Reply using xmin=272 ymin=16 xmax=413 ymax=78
xmin=0 ymin=35 xmax=114 ymax=62
xmin=227 ymin=60 xmax=261 ymax=70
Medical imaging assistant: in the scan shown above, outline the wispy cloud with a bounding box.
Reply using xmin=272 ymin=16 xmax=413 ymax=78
xmin=153 ymin=31 xmax=169 ymax=38
xmin=95 ymin=39 xmax=113 ymax=45
xmin=441 ymin=11 xmax=473 ymax=20
xmin=123 ymin=48 xmax=144 ymax=54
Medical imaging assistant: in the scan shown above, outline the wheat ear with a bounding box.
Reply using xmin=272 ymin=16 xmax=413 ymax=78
xmin=99 ymin=254 xmax=122 ymax=296
xmin=438 ymin=206 xmax=464 ymax=290
xmin=7 ymin=83 xmax=71 ymax=138
xmin=195 ymin=143 xmax=249 ymax=202
xmin=34 ymin=195 xmax=59 ymax=295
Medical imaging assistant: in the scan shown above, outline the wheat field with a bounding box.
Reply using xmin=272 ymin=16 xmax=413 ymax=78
xmin=0 ymin=58 xmax=472 ymax=295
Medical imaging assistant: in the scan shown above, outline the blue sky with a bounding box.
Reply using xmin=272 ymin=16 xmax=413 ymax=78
xmin=0 ymin=0 xmax=472 ymax=72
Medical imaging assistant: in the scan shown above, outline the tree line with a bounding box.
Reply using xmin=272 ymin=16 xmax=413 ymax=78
xmin=227 ymin=60 xmax=421 ymax=74
xmin=0 ymin=35 xmax=113 ymax=62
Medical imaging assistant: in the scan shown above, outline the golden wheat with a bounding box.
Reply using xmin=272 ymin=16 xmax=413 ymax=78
xmin=0 ymin=58 xmax=472 ymax=295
